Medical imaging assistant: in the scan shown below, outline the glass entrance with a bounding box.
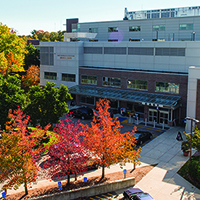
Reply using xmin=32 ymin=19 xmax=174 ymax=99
xmin=159 ymin=111 xmax=169 ymax=124
xmin=149 ymin=109 xmax=157 ymax=122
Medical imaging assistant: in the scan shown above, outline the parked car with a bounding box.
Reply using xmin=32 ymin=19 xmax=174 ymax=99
xmin=123 ymin=188 xmax=154 ymax=200
xmin=133 ymin=131 xmax=153 ymax=145
xmin=69 ymin=106 xmax=94 ymax=120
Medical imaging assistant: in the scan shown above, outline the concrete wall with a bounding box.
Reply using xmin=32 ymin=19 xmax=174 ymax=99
xmin=79 ymin=16 xmax=200 ymax=42
xmin=31 ymin=177 xmax=135 ymax=200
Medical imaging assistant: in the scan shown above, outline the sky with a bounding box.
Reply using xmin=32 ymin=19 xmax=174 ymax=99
xmin=1 ymin=0 xmax=200 ymax=35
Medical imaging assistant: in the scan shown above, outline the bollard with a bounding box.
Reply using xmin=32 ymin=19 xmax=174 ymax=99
xmin=123 ymin=169 xmax=127 ymax=179
xmin=145 ymin=118 xmax=147 ymax=126
xmin=154 ymin=120 xmax=155 ymax=128
xmin=162 ymin=121 xmax=165 ymax=130
xmin=83 ymin=177 xmax=87 ymax=182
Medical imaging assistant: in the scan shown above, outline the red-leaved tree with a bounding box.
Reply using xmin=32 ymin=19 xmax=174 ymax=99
xmin=82 ymin=98 xmax=141 ymax=179
xmin=44 ymin=118 xmax=91 ymax=185
xmin=0 ymin=108 xmax=49 ymax=195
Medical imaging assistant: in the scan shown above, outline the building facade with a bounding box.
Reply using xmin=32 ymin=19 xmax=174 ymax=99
xmin=40 ymin=6 xmax=200 ymax=129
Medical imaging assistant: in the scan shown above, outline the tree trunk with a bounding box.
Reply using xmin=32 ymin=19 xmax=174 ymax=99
xmin=75 ymin=173 xmax=77 ymax=181
xmin=101 ymin=165 xmax=105 ymax=179
xmin=133 ymin=161 xmax=136 ymax=170
xmin=24 ymin=180 xmax=28 ymax=195
xmin=67 ymin=174 xmax=70 ymax=185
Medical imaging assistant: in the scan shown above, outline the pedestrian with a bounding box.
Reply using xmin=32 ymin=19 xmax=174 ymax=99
xmin=176 ymin=131 xmax=183 ymax=141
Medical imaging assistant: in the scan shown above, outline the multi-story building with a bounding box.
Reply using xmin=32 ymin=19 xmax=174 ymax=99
xmin=40 ymin=6 xmax=200 ymax=131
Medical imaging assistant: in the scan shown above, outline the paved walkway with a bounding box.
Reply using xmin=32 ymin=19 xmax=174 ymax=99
xmin=1 ymin=125 xmax=200 ymax=200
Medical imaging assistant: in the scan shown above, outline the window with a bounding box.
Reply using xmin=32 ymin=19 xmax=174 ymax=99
xmin=104 ymin=47 xmax=126 ymax=54
xmin=62 ymin=73 xmax=76 ymax=82
xmin=89 ymin=28 xmax=98 ymax=33
xmin=103 ymin=77 xmax=121 ymax=88
xmin=153 ymin=25 xmax=165 ymax=31
xmin=108 ymin=27 xmax=118 ymax=32
xmin=81 ymin=75 xmax=97 ymax=85
xmin=108 ymin=39 xmax=118 ymax=42
xmin=89 ymin=39 xmax=98 ymax=42
xmin=80 ymin=95 xmax=94 ymax=105
xmin=127 ymin=79 xmax=148 ymax=90
xmin=129 ymin=38 xmax=140 ymax=42
xmin=155 ymin=82 xmax=179 ymax=94
xmin=44 ymin=72 xmax=57 ymax=80
xmin=40 ymin=47 xmax=54 ymax=65
xmin=155 ymin=48 xmax=185 ymax=56
xmin=128 ymin=48 xmax=154 ymax=55
xmin=179 ymin=24 xmax=193 ymax=30
xmin=84 ymin=47 xmax=102 ymax=54
xmin=129 ymin=26 xmax=141 ymax=32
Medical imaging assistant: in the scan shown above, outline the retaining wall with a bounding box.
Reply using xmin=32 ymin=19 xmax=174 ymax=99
xmin=31 ymin=177 xmax=135 ymax=200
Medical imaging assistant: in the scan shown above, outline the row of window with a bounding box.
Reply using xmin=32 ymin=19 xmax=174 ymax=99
xmin=44 ymin=72 xmax=179 ymax=94
xmin=88 ymin=24 xmax=194 ymax=33
xmin=80 ymin=75 xmax=179 ymax=94
xmin=44 ymin=72 xmax=76 ymax=82
xmin=84 ymin=47 xmax=185 ymax=56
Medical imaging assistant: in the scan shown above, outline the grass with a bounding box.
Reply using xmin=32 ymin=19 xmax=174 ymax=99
xmin=177 ymin=155 xmax=200 ymax=189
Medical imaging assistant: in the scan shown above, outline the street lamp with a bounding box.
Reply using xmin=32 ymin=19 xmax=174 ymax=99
xmin=185 ymin=117 xmax=199 ymax=161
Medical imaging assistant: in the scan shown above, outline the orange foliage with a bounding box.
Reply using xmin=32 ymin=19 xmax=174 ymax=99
xmin=82 ymin=98 xmax=141 ymax=178
xmin=22 ymin=65 xmax=40 ymax=87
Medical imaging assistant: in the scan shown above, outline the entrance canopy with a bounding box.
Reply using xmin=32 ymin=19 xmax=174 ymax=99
xmin=69 ymin=85 xmax=181 ymax=109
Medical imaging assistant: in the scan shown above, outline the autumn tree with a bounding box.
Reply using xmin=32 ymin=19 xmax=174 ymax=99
xmin=82 ymin=98 xmax=140 ymax=179
xmin=0 ymin=74 xmax=26 ymax=129
xmin=25 ymin=81 xmax=72 ymax=127
xmin=0 ymin=108 xmax=49 ymax=195
xmin=0 ymin=23 xmax=27 ymax=75
xmin=44 ymin=118 xmax=89 ymax=185
xmin=22 ymin=65 xmax=40 ymax=87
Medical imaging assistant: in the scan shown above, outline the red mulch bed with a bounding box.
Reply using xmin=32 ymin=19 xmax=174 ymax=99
xmin=6 ymin=164 xmax=156 ymax=200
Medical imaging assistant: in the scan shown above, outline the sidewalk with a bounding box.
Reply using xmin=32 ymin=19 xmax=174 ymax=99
xmin=117 ymin=126 xmax=200 ymax=200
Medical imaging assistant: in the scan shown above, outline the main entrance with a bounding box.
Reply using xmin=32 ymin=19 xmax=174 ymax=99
xmin=149 ymin=109 xmax=169 ymax=124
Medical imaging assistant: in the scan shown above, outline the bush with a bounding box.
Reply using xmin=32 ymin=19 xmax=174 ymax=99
xmin=188 ymin=157 xmax=200 ymax=181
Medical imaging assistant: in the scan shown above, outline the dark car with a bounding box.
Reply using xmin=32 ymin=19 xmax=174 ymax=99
xmin=69 ymin=106 xmax=94 ymax=120
xmin=133 ymin=131 xmax=153 ymax=145
xmin=123 ymin=188 xmax=154 ymax=200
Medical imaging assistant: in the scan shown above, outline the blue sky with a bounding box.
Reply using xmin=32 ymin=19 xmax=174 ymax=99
xmin=1 ymin=0 xmax=200 ymax=35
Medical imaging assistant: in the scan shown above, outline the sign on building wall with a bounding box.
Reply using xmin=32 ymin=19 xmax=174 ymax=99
xmin=57 ymin=54 xmax=75 ymax=60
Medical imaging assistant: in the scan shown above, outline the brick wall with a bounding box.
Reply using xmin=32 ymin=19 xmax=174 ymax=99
xmin=79 ymin=68 xmax=188 ymax=119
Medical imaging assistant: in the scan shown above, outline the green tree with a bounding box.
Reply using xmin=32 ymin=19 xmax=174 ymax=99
xmin=25 ymin=81 xmax=72 ymax=127
xmin=0 ymin=23 xmax=27 ymax=75
xmin=24 ymin=43 xmax=40 ymax=70
xmin=0 ymin=74 xmax=26 ymax=129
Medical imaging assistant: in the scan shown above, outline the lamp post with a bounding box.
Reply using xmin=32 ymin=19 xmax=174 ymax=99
xmin=185 ymin=117 xmax=199 ymax=161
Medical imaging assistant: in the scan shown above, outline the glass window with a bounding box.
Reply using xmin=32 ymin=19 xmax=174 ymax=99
xmin=89 ymin=28 xmax=98 ymax=33
xmin=153 ymin=25 xmax=165 ymax=31
xmin=127 ymin=79 xmax=148 ymax=90
xmin=80 ymin=95 xmax=94 ymax=105
xmin=81 ymin=75 xmax=97 ymax=85
xmin=179 ymin=24 xmax=193 ymax=30
xmin=103 ymin=77 xmax=121 ymax=88
xmin=108 ymin=27 xmax=118 ymax=32
xmin=62 ymin=73 xmax=76 ymax=82
xmin=44 ymin=72 xmax=57 ymax=80
xmin=40 ymin=47 xmax=54 ymax=65
xmin=129 ymin=26 xmax=141 ymax=32
xmin=155 ymin=82 xmax=179 ymax=94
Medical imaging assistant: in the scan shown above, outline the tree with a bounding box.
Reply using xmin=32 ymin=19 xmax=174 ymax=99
xmin=22 ymin=65 xmax=40 ymax=87
xmin=25 ymin=81 xmax=72 ymax=127
xmin=0 ymin=23 xmax=27 ymax=75
xmin=44 ymin=118 xmax=89 ymax=185
xmin=0 ymin=74 xmax=26 ymax=129
xmin=82 ymin=98 xmax=140 ymax=179
xmin=0 ymin=108 xmax=49 ymax=195
xmin=24 ymin=43 xmax=40 ymax=70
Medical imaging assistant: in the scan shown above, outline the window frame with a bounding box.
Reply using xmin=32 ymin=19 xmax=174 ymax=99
xmin=102 ymin=77 xmax=121 ymax=88
xmin=127 ymin=79 xmax=148 ymax=90
xmin=44 ymin=72 xmax=57 ymax=80
xmin=155 ymin=82 xmax=179 ymax=94
xmin=108 ymin=27 xmax=118 ymax=32
xmin=62 ymin=73 xmax=76 ymax=82
xmin=81 ymin=75 xmax=97 ymax=85
xmin=129 ymin=26 xmax=141 ymax=32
